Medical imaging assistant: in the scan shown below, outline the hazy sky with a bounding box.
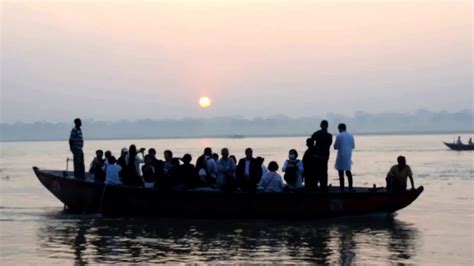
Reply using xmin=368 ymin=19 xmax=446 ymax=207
xmin=1 ymin=0 xmax=472 ymax=123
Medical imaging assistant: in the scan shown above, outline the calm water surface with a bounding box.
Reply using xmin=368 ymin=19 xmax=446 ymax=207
xmin=0 ymin=134 xmax=473 ymax=264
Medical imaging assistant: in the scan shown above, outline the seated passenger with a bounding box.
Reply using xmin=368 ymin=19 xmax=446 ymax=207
xmin=257 ymin=156 xmax=269 ymax=176
xmin=282 ymin=149 xmax=304 ymax=190
xmin=257 ymin=161 xmax=284 ymax=192
xmin=456 ymin=136 xmax=463 ymax=145
xmin=196 ymin=147 xmax=219 ymax=185
xmin=105 ymin=156 xmax=122 ymax=185
xmin=177 ymin=154 xmax=201 ymax=189
xmin=122 ymin=145 xmax=144 ymax=187
xmin=162 ymin=150 xmax=175 ymax=177
xmin=469 ymin=138 xmax=473 ymax=145
xmin=236 ymin=148 xmax=263 ymax=192
xmin=217 ymin=148 xmax=237 ymax=191
xmin=117 ymin=147 xmax=128 ymax=169
xmin=89 ymin=149 xmax=105 ymax=182
xmin=141 ymin=155 xmax=157 ymax=183
xmin=103 ymin=150 xmax=112 ymax=167
xmin=386 ymin=156 xmax=415 ymax=192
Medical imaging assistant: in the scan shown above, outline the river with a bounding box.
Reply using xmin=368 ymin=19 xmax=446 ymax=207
xmin=0 ymin=134 xmax=472 ymax=264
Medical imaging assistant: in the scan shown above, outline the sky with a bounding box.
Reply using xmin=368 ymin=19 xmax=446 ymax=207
xmin=1 ymin=0 xmax=472 ymax=123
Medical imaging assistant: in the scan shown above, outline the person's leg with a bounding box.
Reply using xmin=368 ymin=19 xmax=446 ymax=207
xmin=338 ymin=170 xmax=345 ymax=191
xmin=346 ymin=171 xmax=353 ymax=190
xmin=321 ymin=158 xmax=329 ymax=192
xmin=77 ymin=150 xmax=85 ymax=179
xmin=72 ymin=150 xmax=79 ymax=178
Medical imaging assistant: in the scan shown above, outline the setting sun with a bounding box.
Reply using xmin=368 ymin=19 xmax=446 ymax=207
xmin=199 ymin=97 xmax=211 ymax=108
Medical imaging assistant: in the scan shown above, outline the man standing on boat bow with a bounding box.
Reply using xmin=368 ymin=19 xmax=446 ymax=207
xmin=69 ymin=118 xmax=85 ymax=179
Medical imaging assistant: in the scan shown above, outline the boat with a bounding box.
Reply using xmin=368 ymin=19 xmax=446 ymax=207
xmin=33 ymin=167 xmax=423 ymax=218
xmin=443 ymin=142 xmax=474 ymax=151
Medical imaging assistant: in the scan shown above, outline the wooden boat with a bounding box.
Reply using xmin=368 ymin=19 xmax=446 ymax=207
xmin=33 ymin=167 xmax=423 ymax=218
xmin=443 ymin=142 xmax=474 ymax=151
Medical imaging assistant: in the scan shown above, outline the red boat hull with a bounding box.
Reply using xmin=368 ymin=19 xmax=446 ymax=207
xmin=33 ymin=167 xmax=423 ymax=218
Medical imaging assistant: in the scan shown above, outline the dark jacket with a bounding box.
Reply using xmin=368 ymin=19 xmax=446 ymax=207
xmin=177 ymin=163 xmax=202 ymax=189
xmin=311 ymin=129 xmax=333 ymax=158
xmin=302 ymin=148 xmax=316 ymax=176
xmin=236 ymin=158 xmax=262 ymax=192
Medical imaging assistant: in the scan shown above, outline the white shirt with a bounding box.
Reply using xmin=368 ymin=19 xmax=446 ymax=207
xmin=282 ymin=159 xmax=304 ymax=189
xmin=245 ymin=159 xmax=251 ymax=176
xmin=258 ymin=172 xmax=284 ymax=192
xmin=105 ymin=164 xmax=122 ymax=185
xmin=217 ymin=158 xmax=236 ymax=187
xmin=334 ymin=131 xmax=355 ymax=171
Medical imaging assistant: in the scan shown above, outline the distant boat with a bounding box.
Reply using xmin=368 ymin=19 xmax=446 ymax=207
xmin=33 ymin=167 xmax=423 ymax=218
xmin=229 ymin=134 xmax=245 ymax=139
xmin=443 ymin=142 xmax=474 ymax=151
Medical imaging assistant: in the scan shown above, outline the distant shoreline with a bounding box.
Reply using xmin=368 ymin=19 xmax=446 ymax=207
xmin=1 ymin=130 xmax=472 ymax=143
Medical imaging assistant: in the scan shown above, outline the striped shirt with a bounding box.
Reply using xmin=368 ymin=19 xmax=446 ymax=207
xmin=69 ymin=127 xmax=83 ymax=149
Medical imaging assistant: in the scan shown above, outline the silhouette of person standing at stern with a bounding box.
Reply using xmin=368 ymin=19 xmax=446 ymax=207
xmin=69 ymin=118 xmax=85 ymax=179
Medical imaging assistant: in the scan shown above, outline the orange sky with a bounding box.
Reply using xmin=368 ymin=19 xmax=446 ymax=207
xmin=1 ymin=1 xmax=472 ymax=122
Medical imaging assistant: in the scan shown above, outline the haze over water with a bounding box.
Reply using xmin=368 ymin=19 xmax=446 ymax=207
xmin=0 ymin=134 xmax=472 ymax=264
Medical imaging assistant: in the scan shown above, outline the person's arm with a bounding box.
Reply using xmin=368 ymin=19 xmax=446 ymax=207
xmin=216 ymin=161 xmax=223 ymax=172
xmin=89 ymin=160 xmax=95 ymax=174
xmin=210 ymin=160 xmax=219 ymax=178
xmin=69 ymin=129 xmax=74 ymax=149
xmin=352 ymin=135 xmax=355 ymax=150
xmin=297 ymin=161 xmax=304 ymax=174
xmin=282 ymin=160 xmax=288 ymax=172
xmin=408 ymin=166 xmax=415 ymax=189
xmin=334 ymin=136 xmax=340 ymax=150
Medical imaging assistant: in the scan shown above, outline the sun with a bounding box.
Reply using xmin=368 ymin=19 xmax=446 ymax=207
xmin=199 ymin=96 xmax=211 ymax=108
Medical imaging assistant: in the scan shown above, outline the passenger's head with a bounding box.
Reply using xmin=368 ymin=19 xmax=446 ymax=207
xmin=181 ymin=154 xmax=192 ymax=164
xmin=171 ymin=158 xmax=180 ymax=166
xmin=108 ymin=156 xmax=117 ymax=165
xmin=121 ymin=147 xmax=128 ymax=156
xmin=320 ymin=120 xmax=328 ymax=130
xmin=268 ymin=161 xmax=279 ymax=172
xmin=74 ymin=118 xmax=82 ymax=128
xmin=245 ymin=148 xmax=253 ymax=159
xmin=338 ymin=123 xmax=347 ymax=133
xmin=164 ymin=150 xmax=173 ymax=161
xmin=212 ymin=153 xmax=219 ymax=161
xmin=288 ymin=149 xmax=298 ymax=160
xmin=104 ymin=150 xmax=112 ymax=159
xmin=95 ymin=149 xmax=104 ymax=159
xmin=148 ymin=148 xmax=156 ymax=157
xmin=221 ymin=148 xmax=229 ymax=158
xmin=129 ymin=145 xmax=137 ymax=156
xmin=397 ymin=156 xmax=406 ymax=167
xmin=204 ymin=147 xmax=212 ymax=156
xmin=256 ymin=156 xmax=264 ymax=165
xmin=229 ymin=155 xmax=237 ymax=164
xmin=306 ymin=138 xmax=313 ymax=148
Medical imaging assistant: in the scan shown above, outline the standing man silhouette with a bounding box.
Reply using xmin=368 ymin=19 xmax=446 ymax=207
xmin=311 ymin=120 xmax=333 ymax=192
xmin=334 ymin=123 xmax=355 ymax=191
xmin=69 ymin=118 xmax=85 ymax=179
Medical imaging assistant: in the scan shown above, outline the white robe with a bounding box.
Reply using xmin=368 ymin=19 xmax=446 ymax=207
xmin=334 ymin=132 xmax=355 ymax=171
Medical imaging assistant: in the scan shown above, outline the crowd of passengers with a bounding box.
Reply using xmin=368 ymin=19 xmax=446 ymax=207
xmin=75 ymin=118 xmax=415 ymax=193
xmin=89 ymin=146 xmax=305 ymax=192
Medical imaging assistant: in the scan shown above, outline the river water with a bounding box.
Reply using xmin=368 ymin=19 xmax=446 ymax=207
xmin=0 ymin=134 xmax=472 ymax=264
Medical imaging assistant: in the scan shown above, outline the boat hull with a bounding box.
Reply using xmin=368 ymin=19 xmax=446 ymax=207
xmin=33 ymin=167 xmax=423 ymax=218
xmin=443 ymin=142 xmax=474 ymax=151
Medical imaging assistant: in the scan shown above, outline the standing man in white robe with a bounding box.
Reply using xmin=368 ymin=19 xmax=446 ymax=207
xmin=334 ymin=123 xmax=355 ymax=191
